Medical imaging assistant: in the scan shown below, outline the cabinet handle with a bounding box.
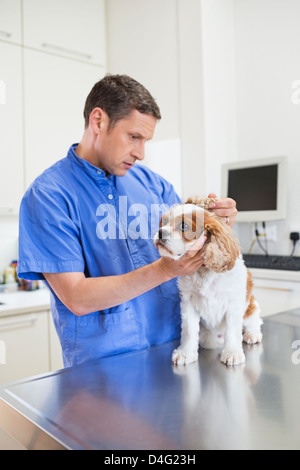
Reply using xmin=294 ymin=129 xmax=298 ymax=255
xmin=0 ymin=315 xmax=38 ymax=330
xmin=259 ymin=286 xmax=294 ymax=292
xmin=41 ymin=43 xmax=92 ymax=60
xmin=0 ymin=31 xmax=12 ymax=38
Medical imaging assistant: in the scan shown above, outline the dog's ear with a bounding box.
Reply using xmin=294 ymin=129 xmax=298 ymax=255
xmin=203 ymin=212 xmax=240 ymax=273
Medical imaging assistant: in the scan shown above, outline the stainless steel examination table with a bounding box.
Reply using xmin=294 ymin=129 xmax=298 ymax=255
xmin=1 ymin=308 xmax=300 ymax=450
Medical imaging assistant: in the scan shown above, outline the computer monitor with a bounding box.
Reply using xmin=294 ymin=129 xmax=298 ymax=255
xmin=221 ymin=156 xmax=287 ymax=222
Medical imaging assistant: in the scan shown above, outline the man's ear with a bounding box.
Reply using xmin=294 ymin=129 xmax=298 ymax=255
xmin=89 ymin=107 xmax=108 ymax=134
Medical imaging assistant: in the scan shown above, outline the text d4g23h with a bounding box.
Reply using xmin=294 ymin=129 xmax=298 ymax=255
xmin=103 ymin=454 xmax=197 ymax=467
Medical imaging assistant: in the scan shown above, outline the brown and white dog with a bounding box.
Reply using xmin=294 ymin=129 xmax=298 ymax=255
xmin=154 ymin=196 xmax=263 ymax=366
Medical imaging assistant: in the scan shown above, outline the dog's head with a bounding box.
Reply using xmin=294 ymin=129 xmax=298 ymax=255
xmin=153 ymin=204 xmax=205 ymax=259
xmin=153 ymin=202 xmax=240 ymax=273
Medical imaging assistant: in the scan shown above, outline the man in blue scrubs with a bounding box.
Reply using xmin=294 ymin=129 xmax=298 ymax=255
xmin=18 ymin=75 xmax=237 ymax=368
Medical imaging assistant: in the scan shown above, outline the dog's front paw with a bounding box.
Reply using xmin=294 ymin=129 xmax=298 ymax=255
xmin=172 ymin=347 xmax=198 ymax=365
xmin=220 ymin=348 xmax=245 ymax=366
xmin=243 ymin=331 xmax=263 ymax=345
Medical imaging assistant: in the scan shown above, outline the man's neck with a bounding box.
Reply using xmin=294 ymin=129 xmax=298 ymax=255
xmin=75 ymin=133 xmax=101 ymax=169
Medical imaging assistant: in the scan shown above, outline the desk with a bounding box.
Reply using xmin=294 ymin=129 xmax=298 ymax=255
xmin=0 ymin=309 xmax=300 ymax=450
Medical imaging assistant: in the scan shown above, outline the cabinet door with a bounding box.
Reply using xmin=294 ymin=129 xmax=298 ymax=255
xmin=0 ymin=311 xmax=49 ymax=383
xmin=253 ymin=277 xmax=300 ymax=317
xmin=23 ymin=0 xmax=106 ymax=66
xmin=0 ymin=42 xmax=24 ymax=215
xmin=24 ymin=48 xmax=105 ymax=186
xmin=0 ymin=0 xmax=22 ymax=45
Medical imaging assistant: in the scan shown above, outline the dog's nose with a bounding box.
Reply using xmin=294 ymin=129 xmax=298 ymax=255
xmin=158 ymin=228 xmax=169 ymax=241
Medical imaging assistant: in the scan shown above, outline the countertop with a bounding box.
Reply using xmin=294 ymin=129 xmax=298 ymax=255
xmin=0 ymin=268 xmax=298 ymax=319
xmin=0 ymin=308 xmax=300 ymax=450
xmin=0 ymin=288 xmax=50 ymax=317
xmin=249 ymin=267 xmax=300 ymax=282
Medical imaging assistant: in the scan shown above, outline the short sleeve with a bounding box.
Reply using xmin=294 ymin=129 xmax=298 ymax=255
xmin=18 ymin=184 xmax=85 ymax=281
xmin=160 ymin=177 xmax=182 ymax=207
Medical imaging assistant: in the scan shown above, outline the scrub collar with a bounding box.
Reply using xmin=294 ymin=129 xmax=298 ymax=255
xmin=67 ymin=143 xmax=109 ymax=179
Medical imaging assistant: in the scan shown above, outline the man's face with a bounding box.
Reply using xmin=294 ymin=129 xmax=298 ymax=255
xmin=96 ymin=109 xmax=157 ymax=176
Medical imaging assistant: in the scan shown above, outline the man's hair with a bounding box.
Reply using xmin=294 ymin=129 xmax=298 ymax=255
xmin=83 ymin=74 xmax=161 ymax=129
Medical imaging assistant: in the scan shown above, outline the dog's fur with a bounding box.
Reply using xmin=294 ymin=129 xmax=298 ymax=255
xmin=154 ymin=196 xmax=263 ymax=366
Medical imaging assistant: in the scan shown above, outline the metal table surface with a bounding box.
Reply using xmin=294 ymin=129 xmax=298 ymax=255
xmin=1 ymin=309 xmax=300 ymax=450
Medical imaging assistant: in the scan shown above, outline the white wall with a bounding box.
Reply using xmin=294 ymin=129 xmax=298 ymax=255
xmin=107 ymin=0 xmax=300 ymax=256
xmin=106 ymin=0 xmax=237 ymax=199
xmin=106 ymin=0 xmax=206 ymax=200
xmin=106 ymin=0 xmax=180 ymax=142
xmin=0 ymin=218 xmax=18 ymax=282
xmin=201 ymin=0 xmax=237 ymax=196
xmin=233 ymin=0 xmax=300 ymax=256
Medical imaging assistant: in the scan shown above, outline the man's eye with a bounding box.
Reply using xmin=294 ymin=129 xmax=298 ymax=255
xmin=178 ymin=222 xmax=190 ymax=232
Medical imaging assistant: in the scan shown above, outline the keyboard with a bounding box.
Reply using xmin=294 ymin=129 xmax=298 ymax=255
xmin=243 ymin=254 xmax=300 ymax=271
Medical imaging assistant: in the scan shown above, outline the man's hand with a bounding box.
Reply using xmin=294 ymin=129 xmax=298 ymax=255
xmin=158 ymin=234 xmax=207 ymax=279
xmin=207 ymin=193 xmax=237 ymax=228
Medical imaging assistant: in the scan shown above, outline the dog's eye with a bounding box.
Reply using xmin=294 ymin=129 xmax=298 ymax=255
xmin=178 ymin=222 xmax=190 ymax=232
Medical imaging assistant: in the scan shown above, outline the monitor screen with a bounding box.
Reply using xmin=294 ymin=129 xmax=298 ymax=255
xmin=228 ymin=164 xmax=278 ymax=212
xmin=221 ymin=157 xmax=287 ymax=222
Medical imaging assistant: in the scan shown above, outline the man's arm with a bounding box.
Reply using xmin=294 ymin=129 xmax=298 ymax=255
xmin=43 ymin=235 xmax=207 ymax=316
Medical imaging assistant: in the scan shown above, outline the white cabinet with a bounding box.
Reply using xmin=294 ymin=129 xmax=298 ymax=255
xmin=23 ymin=0 xmax=106 ymax=66
xmin=24 ymin=48 xmax=105 ymax=186
xmin=0 ymin=311 xmax=49 ymax=383
xmin=0 ymin=41 xmax=24 ymax=215
xmin=0 ymin=0 xmax=22 ymax=45
xmin=251 ymin=269 xmax=300 ymax=317
xmin=0 ymin=0 xmax=107 ymax=211
xmin=0 ymin=288 xmax=64 ymax=383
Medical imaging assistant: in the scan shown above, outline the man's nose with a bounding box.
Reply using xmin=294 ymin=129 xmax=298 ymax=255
xmin=132 ymin=142 xmax=145 ymax=160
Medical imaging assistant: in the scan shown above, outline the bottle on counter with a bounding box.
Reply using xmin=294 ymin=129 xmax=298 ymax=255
xmin=2 ymin=260 xmax=39 ymax=291
xmin=3 ymin=265 xmax=16 ymax=284
xmin=1 ymin=261 xmax=19 ymax=293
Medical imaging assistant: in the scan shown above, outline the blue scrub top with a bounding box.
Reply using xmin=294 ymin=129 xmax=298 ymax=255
xmin=18 ymin=144 xmax=181 ymax=367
